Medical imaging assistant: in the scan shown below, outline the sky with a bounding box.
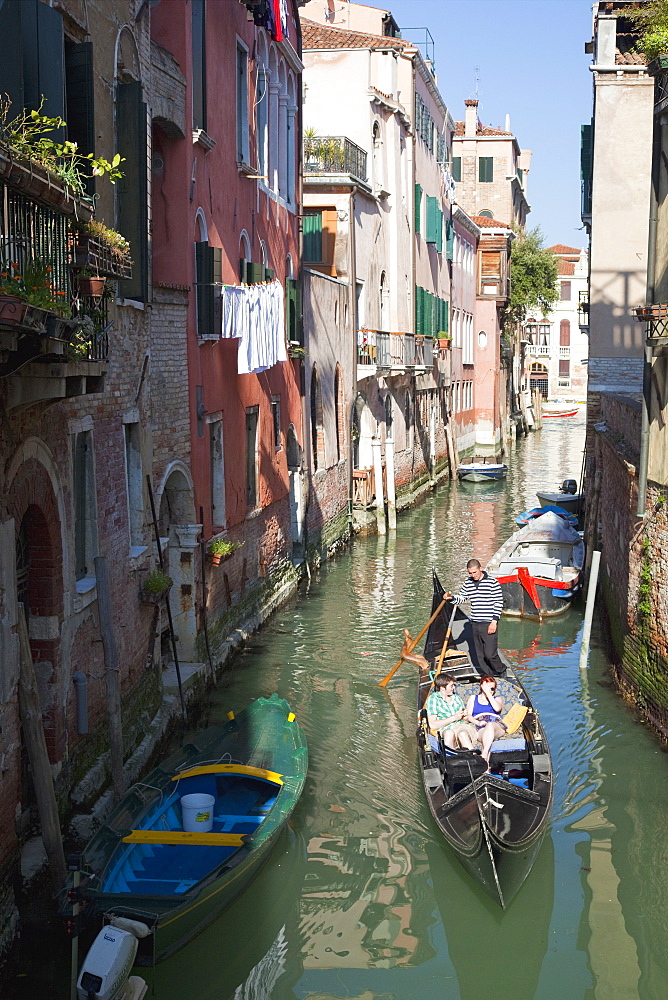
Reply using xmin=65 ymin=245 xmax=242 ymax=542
xmin=382 ymin=0 xmax=594 ymax=250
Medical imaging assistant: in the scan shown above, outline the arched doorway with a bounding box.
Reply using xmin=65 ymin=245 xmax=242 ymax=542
xmin=286 ymin=426 xmax=304 ymax=559
xmin=353 ymin=393 xmax=375 ymax=470
xmin=529 ymin=362 xmax=549 ymax=399
xmin=157 ymin=466 xmax=199 ymax=663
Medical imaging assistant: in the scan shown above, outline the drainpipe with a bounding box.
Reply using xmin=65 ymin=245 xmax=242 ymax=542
xmin=72 ymin=671 xmax=88 ymax=734
xmin=637 ymin=111 xmax=661 ymax=517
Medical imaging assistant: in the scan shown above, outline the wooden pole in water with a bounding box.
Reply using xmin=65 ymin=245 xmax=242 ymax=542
xmin=16 ymin=604 xmax=66 ymax=889
xmin=94 ymin=556 xmax=126 ymax=801
xmin=579 ymin=550 xmax=601 ymax=670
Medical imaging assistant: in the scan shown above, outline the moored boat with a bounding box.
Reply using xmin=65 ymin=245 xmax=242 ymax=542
xmin=515 ymin=504 xmax=577 ymax=527
xmin=541 ymin=408 xmax=578 ymax=418
xmin=536 ymin=478 xmax=584 ymax=526
xmin=416 ymin=573 xmax=553 ymax=907
xmin=488 ymin=509 xmax=584 ymax=618
xmin=61 ymin=694 xmax=307 ymax=962
xmin=457 ymin=461 xmax=508 ymax=482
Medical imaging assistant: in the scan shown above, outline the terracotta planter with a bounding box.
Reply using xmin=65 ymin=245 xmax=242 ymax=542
xmin=210 ymin=552 xmax=222 ymax=567
xmin=0 ymin=295 xmax=49 ymax=332
xmin=77 ymin=276 xmax=106 ymax=297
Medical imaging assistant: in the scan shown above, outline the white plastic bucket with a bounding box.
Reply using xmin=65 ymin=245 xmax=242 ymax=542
xmin=181 ymin=793 xmax=215 ymax=833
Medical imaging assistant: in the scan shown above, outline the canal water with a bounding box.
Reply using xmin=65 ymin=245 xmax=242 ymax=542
xmin=140 ymin=410 xmax=668 ymax=1000
xmin=6 ymin=411 xmax=668 ymax=999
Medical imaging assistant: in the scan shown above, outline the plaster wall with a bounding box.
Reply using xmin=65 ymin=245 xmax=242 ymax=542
xmin=588 ymin=73 xmax=653 ymax=386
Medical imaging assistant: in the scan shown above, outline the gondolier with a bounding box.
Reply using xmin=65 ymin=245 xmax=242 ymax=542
xmin=446 ymin=559 xmax=505 ymax=676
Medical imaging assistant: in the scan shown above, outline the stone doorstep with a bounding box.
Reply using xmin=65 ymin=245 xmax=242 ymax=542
xmin=162 ymin=660 xmax=209 ymax=696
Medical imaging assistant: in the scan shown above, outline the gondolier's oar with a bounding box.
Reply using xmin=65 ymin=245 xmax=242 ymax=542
xmin=379 ymin=596 xmax=448 ymax=687
xmin=435 ymin=603 xmax=458 ymax=674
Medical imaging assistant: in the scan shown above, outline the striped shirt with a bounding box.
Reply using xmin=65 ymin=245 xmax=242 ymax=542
xmin=451 ymin=571 xmax=503 ymax=621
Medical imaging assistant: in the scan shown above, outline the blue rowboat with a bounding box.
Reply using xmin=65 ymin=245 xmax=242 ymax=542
xmin=516 ymin=505 xmax=577 ymax=527
xmin=61 ymin=694 xmax=307 ymax=961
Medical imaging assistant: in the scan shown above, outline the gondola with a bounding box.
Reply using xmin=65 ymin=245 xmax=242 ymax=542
xmin=415 ymin=573 xmax=553 ymax=908
xmin=61 ymin=694 xmax=307 ymax=962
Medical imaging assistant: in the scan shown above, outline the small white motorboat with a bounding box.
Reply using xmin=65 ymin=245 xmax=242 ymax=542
xmin=457 ymin=462 xmax=508 ymax=483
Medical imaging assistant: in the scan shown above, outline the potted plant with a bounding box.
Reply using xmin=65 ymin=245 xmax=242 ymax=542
xmin=140 ymin=568 xmax=173 ymax=603
xmin=208 ymin=537 xmax=243 ymax=566
xmin=73 ymin=219 xmax=133 ymax=278
xmin=76 ymin=269 xmax=106 ymax=298
xmin=0 ymin=258 xmax=71 ymax=323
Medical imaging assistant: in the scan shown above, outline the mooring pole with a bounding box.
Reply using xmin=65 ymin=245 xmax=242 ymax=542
xmin=579 ymin=550 xmax=601 ymax=670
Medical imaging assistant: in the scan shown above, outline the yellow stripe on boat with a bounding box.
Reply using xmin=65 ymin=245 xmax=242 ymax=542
xmin=122 ymin=830 xmax=247 ymax=846
xmin=172 ymin=764 xmax=284 ymax=785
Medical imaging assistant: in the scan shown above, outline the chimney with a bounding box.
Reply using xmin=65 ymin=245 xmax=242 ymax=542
xmin=464 ymin=99 xmax=478 ymax=139
xmin=504 ymin=113 xmax=511 ymax=132
xmin=595 ymin=15 xmax=617 ymax=67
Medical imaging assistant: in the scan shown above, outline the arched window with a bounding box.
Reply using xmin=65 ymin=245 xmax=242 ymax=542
xmin=256 ymin=34 xmax=269 ymax=179
xmin=385 ymin=393 xmax=393 ymax=435
xmin=380 ymin=271 xmax=389 ymax=331
xmin=479 ymin=209 xmax=493 ymax=218
xmin=259 ymin=241 xmax=268 ymax=269
xmin=310 ymin=366 xmax=325 ymax=470
xmin=372 ymin=120 xmax=382 ymax=192
xmin=278 ymin=60 xmax=288 ymax=200
xmin=286 ymin=72 xmax=297 ymax=207
xmin=404 ymin=389 xmax=413 ymax=449
xmin=334 ymin=364 xmax=344 ymax=462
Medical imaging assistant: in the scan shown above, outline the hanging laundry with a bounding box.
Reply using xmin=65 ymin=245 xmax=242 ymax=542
xmin=220 ymin=280 xmax=287 ymax=375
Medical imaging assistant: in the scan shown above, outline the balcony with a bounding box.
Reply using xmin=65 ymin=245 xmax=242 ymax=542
xmin=527 ymin=344 xmax=550 ymax=357
xmin=578 ymin=291 xmax=589 ymax=331
xmin=0 ymin=162 xmax=111 ymax=409
xmin=559 ymin=346 xmax=570 ymax=358
xmin=303 ymin=136 xmax=368 ymax=184
xmin=635 ymin=303 xmax=668 ymax=342
xmin=357 ymin=330 xmax=434 ymax=379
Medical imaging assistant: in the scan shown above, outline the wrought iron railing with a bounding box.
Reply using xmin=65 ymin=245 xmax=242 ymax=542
xmin=636 ymin=303 xmax=668 ymax=338
xmin=0 ymin=176 xmax=110 ymax=362
xmin=304 ymin=137 xmax=367 ymax=182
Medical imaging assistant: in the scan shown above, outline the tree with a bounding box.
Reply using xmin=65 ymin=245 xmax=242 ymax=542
xmin=628 ymin=1 xmax=668 ymax=60
xmin=504 ymin=227 xmax=558 ymax=332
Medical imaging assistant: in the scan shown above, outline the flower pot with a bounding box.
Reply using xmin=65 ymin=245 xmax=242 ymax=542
xmin=210 ymin=552 xmax=222 ymax=566
xmin=77 ymin=276 xmax=106 ymax=297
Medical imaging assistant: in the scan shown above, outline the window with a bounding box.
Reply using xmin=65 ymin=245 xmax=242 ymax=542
xmin=479 ymin=157 xmax=493 ymax=182
xmin=72 ymin=430 xmax=98 ymax=583
xmin=479 ymin=209 xmax=493 ymax=218
xmin=124 ymin=421 xmax=143 ymax=551
xmin=195 ymin=241 xmax=222 ymax=336
xmin=236 ymin=42 xmax=249 ymax=164
xmin=209 ymin=416 xmax=226 ymax=528
xmin=560 ymin=281 xmax=571 ymax=301
xmin=426 ymin=197 xmax=443 ymax=251
xmin=117 ymin=79 xmax=148 ymax=301
xmin=245 ymin=407 xmax=258 ymax=507
xmin=560 ymin=319 xmax=571 ymax=346
xmin=452 ymin=156 xmax=461 ymax=182
xmin=286 ymin=277 xmax=301 ymax=345
xmin=414 ymin=184 xmax=422 ymax=234
xmin=446 ymin=218 xmax=454 ymax=261
xmin=271 ymin=396 xmax=281 ymax=450
xmin=437 ymin=133 xmax=447 ymax=168
xmin=559 ymin=358 xmax=570 ymax=377
xmin=303 ymin=212 xmax=322 ymax=262
xmin=310 ymin=367 xmax=325 ymax=470
xmin=192 ymin=0 xmax=207 ymax=132
xmin=385 ymin=393 xmax=393 ymax=433
xmin=256 ymin=60 xmax=268 ymax=178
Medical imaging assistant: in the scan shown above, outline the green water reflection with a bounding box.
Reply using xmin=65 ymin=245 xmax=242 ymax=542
xmin=91 ymin=417 xmax=668 ymax=998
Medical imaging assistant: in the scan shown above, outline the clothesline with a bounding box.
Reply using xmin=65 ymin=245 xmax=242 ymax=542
xmin=220 ymin=279 xmax=287 ymax=375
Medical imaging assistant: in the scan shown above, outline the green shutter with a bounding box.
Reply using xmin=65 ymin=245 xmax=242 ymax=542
xmin=452 ymin=156 xmax=461 ymax=183
xmin=426 ymin=196 xmax=438 ymax=244
xmin=264 ymin=267 xmax=275 ymax=280
xmin=0 ymin=1 xmax=25 ymax=112
xmin=446 ymin=218 xmax=454 ymax=261
xmin=414 ymin=184 xmax=422 ymax=234
xmin=65 ymin=42 xmax=95 ymax=196
xmin=117 ymin=81 xmax=148 ymax=301
xmin=303 ymin=212 xmax=322 ymax=262
xmin=415 ymin=286 xmax=422 ymax=335
xmin=239 ymin=258 xmax=247 ymax=283
xmin=436 ymin=207 xmax=443 ymax=253
xmin=196 ymin=241 xmax=213 ymax=335
xmin=287 ymin=277 xmax=302 ymax=345
xmin=479 ymin=156 xmax=493 ymax=182
xmin=580 ymin=123 xmax=592 ymax=180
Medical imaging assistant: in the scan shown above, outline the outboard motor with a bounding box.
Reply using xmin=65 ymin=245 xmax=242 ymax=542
xmin=77 ymin=924 xmax=148 ymax=1000
xmin=561 ymin=479 xmax=577 ymax=495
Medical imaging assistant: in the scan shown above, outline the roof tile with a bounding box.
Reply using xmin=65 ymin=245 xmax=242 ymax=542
xmin=301 ymin=18 xmax=409 ymax=52
xmin=471 ymin=214 xmax=512 ymax=229
xmin=453 ymin=121 xmax=514 ymax=138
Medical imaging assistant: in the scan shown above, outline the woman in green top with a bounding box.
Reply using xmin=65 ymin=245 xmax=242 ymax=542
xmin=425 ymin=673 xmax=477 ymax=750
